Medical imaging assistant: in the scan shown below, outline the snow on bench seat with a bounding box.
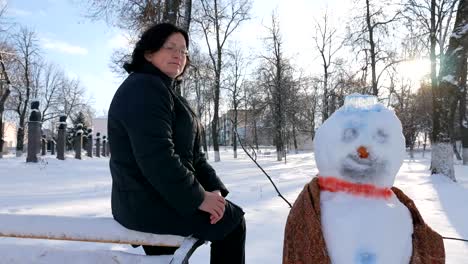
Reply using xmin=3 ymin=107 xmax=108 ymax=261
xmin=0 ymin=243 xmax=173 ymax=264
xmin=0 ymin=213 xmax=203 ymax=264
xmin=0 ymin=213 xmax=185 ymax=246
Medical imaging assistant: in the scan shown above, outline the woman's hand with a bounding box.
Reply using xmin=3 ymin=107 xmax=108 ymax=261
xmin=198 ymin=191 xmax=226 ymax=224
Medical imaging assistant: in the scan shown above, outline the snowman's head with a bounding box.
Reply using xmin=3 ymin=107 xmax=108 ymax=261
xmin=314 ymin=94 xmax=405 ymax=188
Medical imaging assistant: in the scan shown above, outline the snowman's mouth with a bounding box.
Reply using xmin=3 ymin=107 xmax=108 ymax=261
xmin=340 ymin=154 xmax=384 ymax=183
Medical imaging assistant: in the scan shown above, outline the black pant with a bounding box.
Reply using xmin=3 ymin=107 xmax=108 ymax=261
xmin=144 ymin=216 xmax=246 ymax=264
xmin=210 ymin=216 xmax=246 ymax=264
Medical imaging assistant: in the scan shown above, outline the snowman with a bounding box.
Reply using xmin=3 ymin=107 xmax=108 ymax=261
xmin=283 ymin=94 xmax=444 ymax=264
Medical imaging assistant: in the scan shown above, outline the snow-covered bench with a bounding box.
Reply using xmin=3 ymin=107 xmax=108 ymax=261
xmin=0 ymin=213 xmax=203 ymax=264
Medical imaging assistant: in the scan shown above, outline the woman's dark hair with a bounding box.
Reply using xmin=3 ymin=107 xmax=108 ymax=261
xmin=123 ymin=23 xmax=190 ymax=75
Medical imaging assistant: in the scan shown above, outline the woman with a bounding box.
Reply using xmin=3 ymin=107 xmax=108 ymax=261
xmin=107 ymin=23 xmax=246 ymax=263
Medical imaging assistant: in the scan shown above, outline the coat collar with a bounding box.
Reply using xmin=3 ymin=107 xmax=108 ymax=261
xmin=137 ymin=61 xmax=174 ymax=88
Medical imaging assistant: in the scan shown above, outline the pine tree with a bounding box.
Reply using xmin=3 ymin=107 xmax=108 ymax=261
xmin=68 ymin=112 xmax=89 ymax=150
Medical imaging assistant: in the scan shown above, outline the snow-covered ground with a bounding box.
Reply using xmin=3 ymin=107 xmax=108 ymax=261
xmin=0 ymin=149 xmax=467 ymax=263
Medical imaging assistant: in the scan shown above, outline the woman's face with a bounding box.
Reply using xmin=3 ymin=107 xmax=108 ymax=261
xmin=145 ymin=32 xmax=188 ymax=78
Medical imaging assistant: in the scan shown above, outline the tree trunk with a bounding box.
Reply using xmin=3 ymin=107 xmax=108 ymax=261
xmin=212 ymin=58 xmax=221 ymax=161
xmin=222 ymin=114 xmax=227 ymax=149
xmin=164 ymin=0 xmax=180 ymax=25
xmin=16 ymin=126 xmax=25 ymax=156
xmin=275 ymin=65 xmax=283 ymax=161
xmin=233 ymin=109 xmax=238 ymax=159
xmin=0 ymin=87 xmax=11 ymax=158
xmin=448 ymin=96 xmax=462 ymax=160
xmin=461 ymin=59 xmax=468 ymax=165
xmin=275 ymin=96 xmax=283 ymax=161
xmin=322 ymin=83 xmax=328 ymax=122
xmin=430 ymin=0 xmax=441 ymax=172
xmin=212 ymin=110 xmax=220 ymax=161
xmin=275 ymin=127 xmax=283 ymax=161
xmin=0 ymin=54 xmax=11 ymax=158
xmin=0 ymin=116 xmax=3 ymax=158
xmin=201 ymin=125 xmax=208 ymax=155
xmin=366 ymin=0 xmax=378 ymax=96
xmin=431 ymin=0 xmax=468 ymax=181
xmin=253 ymin=114 xmax=258 ymax=150
xmin=243 ymin=93 xmax=248 ymax=141
xmin=422 ymin=132 xmax=427 ymax=158
xmin=432 ymin=143 xmax=456 ymax=181
xmin=182 ymin=0 xmax=192 ymax=31
xmin=0 ymin=137 xmax=3 ymax=158
xmin=409 ymin=129 xmax=415 ymax=159
xmin=329 ymin=92 xmax=337 ymax=116
xmin=292 ymin=122 xmax=298 ymax=154
xmin=0 ymin=102 xmax=8 ymax=158
xmin=311 ymin=93 xmax=317 ymax=141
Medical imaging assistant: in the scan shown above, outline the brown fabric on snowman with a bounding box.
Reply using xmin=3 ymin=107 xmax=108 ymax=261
xmin=282 ymin=177 xmax=445 ymax=264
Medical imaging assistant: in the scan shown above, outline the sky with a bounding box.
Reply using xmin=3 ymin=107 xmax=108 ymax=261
xmin=4 ymin=0 xmax=351 ymax=116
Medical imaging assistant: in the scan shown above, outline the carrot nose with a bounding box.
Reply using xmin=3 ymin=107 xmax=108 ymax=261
xmin=357 ymin=146 xmax=369 ymax=159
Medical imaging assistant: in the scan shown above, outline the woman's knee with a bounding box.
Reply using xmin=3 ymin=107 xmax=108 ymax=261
xmin=231 ymin=215 xmax=246 ymax=240
xmin=192 ymin=209 xmax=245 ymax=242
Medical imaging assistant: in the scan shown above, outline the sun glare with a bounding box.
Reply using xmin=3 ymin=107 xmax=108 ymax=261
xmin=398 ymin=59 xmax=431 ymax=84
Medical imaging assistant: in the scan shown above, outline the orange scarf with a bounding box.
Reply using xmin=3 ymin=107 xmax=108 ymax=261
xmin=318 ymin=176 xmax=392 ymax=199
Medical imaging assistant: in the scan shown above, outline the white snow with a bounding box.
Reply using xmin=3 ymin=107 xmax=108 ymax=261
xmin=432 ymin=143 xmax=456 ymax=181
xmin=441 ymin=74 xmax=458 ymax=86
xmin=452 ymin=24 xmax=468 ymax=39
xmin=320 ymin=192 xmax=413 ymax=264
xmin=0 ymin=149 xmax=467 ymax=263
xmin=0 ymin=243 xmax=172 ymax=264
xmin=0 ymin=213 xmax=187 ymax=246
xmin=314 ymin=95 xmax=405 ymax=187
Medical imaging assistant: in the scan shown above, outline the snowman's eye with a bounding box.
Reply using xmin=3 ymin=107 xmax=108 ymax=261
xmin=373 ymin=129 xmax=388 ymax=143
xmin=342 ymin=128 xmax=358 ymax=142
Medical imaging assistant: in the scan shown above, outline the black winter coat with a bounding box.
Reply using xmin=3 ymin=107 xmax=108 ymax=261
xmin=108 ymin=62 xmax=243 ymax=239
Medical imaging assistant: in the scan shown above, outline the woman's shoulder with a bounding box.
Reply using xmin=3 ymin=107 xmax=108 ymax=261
xmin=117 ymin=72 xmax=173 ymax=98
xmin=124 ymin=72 xmax=168 ymax=89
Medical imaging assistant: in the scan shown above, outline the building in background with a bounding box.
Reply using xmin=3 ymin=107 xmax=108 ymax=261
xmin=2 ymin=122 xmax=17 ymax=153
xmin=92 ymin=116 xmax=108 ymax=137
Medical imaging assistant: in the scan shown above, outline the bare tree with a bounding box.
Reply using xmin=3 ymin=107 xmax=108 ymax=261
xmin=392 ymin=80 xmax=419 ymax=157
xmin=80 ymin=0 xmax=194 ymax=76
xmin=243 ymin=77 xmax=266 ymax=150
xmin=7 ymin=27 xmax=40 ymax=156
xmin=261 ymin=13 xmax=288 ymax=161
xmin=59 ymin=77 xmax=91 ymax=119
xmin=313 ymin=10 xmax=344 ymax=122
xmin=225 ymin=45 xmax=246 ymax=158
xmin=283 ymin=70 xmax=306 ymax=155
xmin=183 ymin=45 xmax=214 ymax=154
xmin=403 ymin=0 xmax=459 ymax=74
xmin=81 ymin=0 xmax=192 ymax=31
xmin=347 ymin=0 xmax=402 ymax=96
xmin=193 ymin=0 xmax=251 ymax=161
xmin=431 ymin=0 xmax=468 ymax=181
xmin=404 ymin=0 xmax=461 ymax=162
xmin=38 ymin=63 xmax=63 ymax=122
xmin=303 ymin=77 xmax=320 ymax=140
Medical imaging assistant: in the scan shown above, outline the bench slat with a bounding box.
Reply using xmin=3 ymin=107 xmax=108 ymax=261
xmin=0 ymin=243 xmax=172 ymax=264
xmin=0 ymin=213 xmax=185 ymax=247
